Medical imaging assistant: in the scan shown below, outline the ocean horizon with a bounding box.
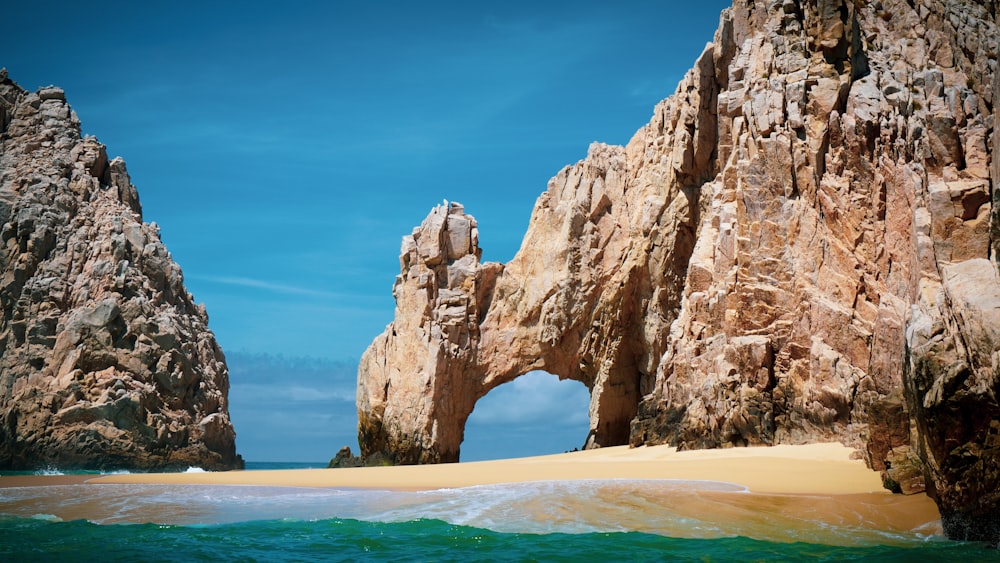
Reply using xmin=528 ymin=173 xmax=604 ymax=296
xmin=0 ymin=461 xmax=331 ymax=477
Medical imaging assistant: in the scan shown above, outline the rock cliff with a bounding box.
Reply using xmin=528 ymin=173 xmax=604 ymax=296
xmin=358 ymin=0 xmax=999 ymax=542
xmin=0 ymin=71 xmax=242 ymax=471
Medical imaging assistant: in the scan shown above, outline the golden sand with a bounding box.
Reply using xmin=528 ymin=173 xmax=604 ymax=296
xmin=86 ymin=442 xmax=895 ymax=494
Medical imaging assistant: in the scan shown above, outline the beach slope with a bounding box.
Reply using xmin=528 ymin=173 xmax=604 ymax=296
xmin=91 ymin=442 xmax=883 ymax=494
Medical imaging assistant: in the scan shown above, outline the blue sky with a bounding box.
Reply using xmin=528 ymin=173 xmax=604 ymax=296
xmin=3 ymin=0 xmax=730 ymax=462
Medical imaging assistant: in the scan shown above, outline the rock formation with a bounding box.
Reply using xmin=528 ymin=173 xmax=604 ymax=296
xmin=0 ymin=71 xmax=242 ymax=471
xmin=358 ymin=0 xmax=999 ymax=543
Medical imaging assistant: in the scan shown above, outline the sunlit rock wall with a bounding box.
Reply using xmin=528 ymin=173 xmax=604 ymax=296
xmin=359 ymin=0 xmax=999 ymax=542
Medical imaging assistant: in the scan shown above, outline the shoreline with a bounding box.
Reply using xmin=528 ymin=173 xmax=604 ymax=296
xmin=0 ymin=443 xmax=943 ymax=536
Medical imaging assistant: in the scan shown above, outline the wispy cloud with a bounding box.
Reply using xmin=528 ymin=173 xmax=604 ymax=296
xmin=188 ymin=274 xmax=344 ymax=299
xmin=234 ymin=383 xmax=355 ymax=404
xmin=462 ymin=370 xmax=592 ymax=460
xmin=468 ymin=371 xmax=591 ymax=428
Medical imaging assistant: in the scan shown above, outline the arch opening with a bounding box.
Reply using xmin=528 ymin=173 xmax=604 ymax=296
xmin=460 ymin=371 xmax=591 ymax=462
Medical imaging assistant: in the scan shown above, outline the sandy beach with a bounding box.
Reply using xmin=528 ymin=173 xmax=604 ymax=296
xmin=1 ymin=443 xmax=942 ymax=536
xmin=82 ymin=442 xmax=893 ymax=494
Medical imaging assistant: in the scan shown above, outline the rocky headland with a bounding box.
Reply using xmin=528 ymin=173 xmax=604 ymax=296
xmin=0 ymin=70 xmax=242 ymax=471
xmin=358 ymin=0 xmax=1000 ymax=543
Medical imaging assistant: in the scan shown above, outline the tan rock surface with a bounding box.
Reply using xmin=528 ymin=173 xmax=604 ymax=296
xmin=359 ymin=0 xmax=999 ymax=542
xmin=0 ymin=71 xmax=241 ymax=471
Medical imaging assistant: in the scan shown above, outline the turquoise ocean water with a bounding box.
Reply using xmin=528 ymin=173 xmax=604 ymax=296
xmin=1 ymin=465 xmax=997 ymax=562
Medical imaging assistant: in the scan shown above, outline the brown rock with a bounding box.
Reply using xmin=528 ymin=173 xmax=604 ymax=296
xmin=357 ymin=0 xmax=1000 ymax=543
xmin=359 ymin=42 xmax=718 ymax=462
xmin=884 ymin=446 xmax=927 ymax=495
xmin=0 ymin=73 xmax=242 ymax=471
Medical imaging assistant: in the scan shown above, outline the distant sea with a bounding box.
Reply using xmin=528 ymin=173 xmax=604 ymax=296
xmin=1 ymin=464 xmax=997 ymax=562
xmin=0 ymin=461 xmax=329 ymax=476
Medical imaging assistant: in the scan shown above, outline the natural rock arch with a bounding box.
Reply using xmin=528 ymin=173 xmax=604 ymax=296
xmin=357 ymin=137 xmax=709 ymax=464
xmin=358 ymin=40 xmax=717 ymax=465
xmin=356 ymin=185 xmax=701 ymax=464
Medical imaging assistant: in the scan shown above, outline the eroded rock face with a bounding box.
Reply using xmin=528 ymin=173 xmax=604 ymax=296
xmin=0 ymin=71 xmax=242 ymax=471
xmin=359 ymin=0 xmax=999 ymax=542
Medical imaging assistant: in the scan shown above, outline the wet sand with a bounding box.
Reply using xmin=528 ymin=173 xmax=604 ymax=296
xmin=0 ymin=474 xmax=94 ymax=488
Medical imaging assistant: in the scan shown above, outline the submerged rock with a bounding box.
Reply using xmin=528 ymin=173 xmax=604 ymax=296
xmin=358 ymin=0 xmax=1000 ymax=543
xmin=0 ymin=70 xmax=242 ymax=471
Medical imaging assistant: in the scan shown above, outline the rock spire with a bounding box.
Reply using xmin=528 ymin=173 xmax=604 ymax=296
xmin=0 ymin=71 xmax=242 ymax=471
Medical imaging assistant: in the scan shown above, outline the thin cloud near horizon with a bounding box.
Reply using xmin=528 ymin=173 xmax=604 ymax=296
xmin=188 ymin=274 xmax=354 ymax=300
